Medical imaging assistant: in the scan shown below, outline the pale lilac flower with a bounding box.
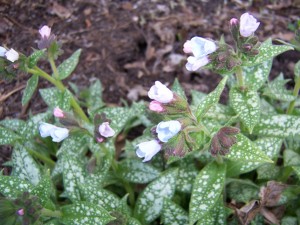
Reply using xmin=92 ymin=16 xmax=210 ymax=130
xmin=149 ymin=100 xmax=164 ymax=112
xmin=239 ymin=12 xmax=260 ymax=37
xmin=183 ymin=37 xmax=216 ymax=71
xmin=17 ymin=209 xmax=24 ymax=216
xmin=230 ymin=18 xmax=239 ymax=26
xmin=53 ymin=107 xmax=64 ymax=118
xmin=5 ymin=48 xmax=19 ymax=62
xmin=0 ymin=46 xmax=6 ymax=57
xmin=136 ymin=140 xmax=161 ymax=162
xmin=99 ymin=122 xmax=115 ymax=138
xmin=148 ymin=81 xmax=173 ymax=104
xmin=39 ymin=122 xmax=69 ymax=142
xmin=39 ymin=25 xmax=51 ymax=38
xmin=156 ymin=120 xmax=181 ymax=143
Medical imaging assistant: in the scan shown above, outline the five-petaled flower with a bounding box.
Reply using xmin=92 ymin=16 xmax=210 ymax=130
xmin=148 ymin=81 xmax=174 ymax=104
xmin=39 ymin=122 xmax=69 ymax=142
xmin=136 ymin=140 xmax=162 ymax=162
xmin=239 ymin=12 xmax=260 ymax=37
xmin=156 ymin=120 xmax=181 ymax=143
xmin=99 ymin=122 xmax=115 ymax=138
xmin=183 ymin=36 xmax=217 ymax=71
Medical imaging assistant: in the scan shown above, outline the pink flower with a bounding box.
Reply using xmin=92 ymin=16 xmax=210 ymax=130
xmin=5 ymin=48 xmax=19 ymax=62
xmin=17 ymin=209 xmax=24 ymax=216
xmin=148 ymin=81 xmax=173 ymax=104
xmin=149 ymin=101 xmax=165 ymax=112
xmin=53 ymin=107 xmax=64 ymax=118
xmin=99 ymin=122 xmax=115 ymax=138
xmin=39 ymin=25 xmax=51 ymax=38
xmin=230 ymin=18 xmax=239 ymax=26
xmin=239 ymin=13 xmax=260 ymax=37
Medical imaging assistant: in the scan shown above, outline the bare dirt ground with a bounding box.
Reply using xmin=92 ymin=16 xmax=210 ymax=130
xmin=1 ymin=0 xmax=300 ymax=171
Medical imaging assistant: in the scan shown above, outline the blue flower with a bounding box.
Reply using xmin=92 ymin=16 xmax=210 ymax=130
xmin=156 ymin=120 xmax=181 ymax=143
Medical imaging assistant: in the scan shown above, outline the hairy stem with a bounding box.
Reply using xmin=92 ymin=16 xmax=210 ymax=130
xmin=41 ymin=208 xmax=62 ymax=218
xmin=235 ymin=66 xmax=244 ymax=87
xmin=287 ymin=76 xmax=300 ymax=114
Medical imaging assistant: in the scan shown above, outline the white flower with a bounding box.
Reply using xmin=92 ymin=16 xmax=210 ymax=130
xmin=5 ymin=48 xmax=19 ymax=62
xmin=39 ymin=122 xmax=69 ymax=142
xmin=39 ymin=25 xmax=51 ymax=38
xmin=0 ymin=46 xmax=7 ymax=57
xmin=136 ymin=140 xmax=161 ymax=162
xmin=148 ymin=81 xmax=173 ymax=103
xmin=183 ymin=37 xmax=216 ymax=71
xmin=156 ymin=120 xmax=181 ymax=143
xmin=239 ymin=12 xmax=260 ymax=37
xmin=99 ymin=122 xmax=115 ymax=138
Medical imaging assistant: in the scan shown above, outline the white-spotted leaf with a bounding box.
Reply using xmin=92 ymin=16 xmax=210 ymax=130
xmin=189 ymin=162 xmax=226 ymax=225
xmin=230 ymin=87 xmax=260 ymax=133
xmin=0 ymin=126 xmax=21 ymax=145
xmin=86 ymin=79 xmax=104 ymax=114
xmin=172 ymin=78 xmax=187 ymax=100
xmin=28 ymin=49 xmax=45 ymax=67
xmin=56 ymin=49 xmax=81 ymax=80
xmin=284 ymin=149 xmax=300 ymax=167
xmin=61 ymin=201 xmax=114 ymax=225
xmin=292 ymin=166 xmax=300 ymax=180
xmin=176 ymin=159 xmax=198 ymax=193
xmin=134 ymin=168 xmax=178 ymax=224
xmin=0 ymin=176 xmax=33 ymax=198
xmin=22 ymin=74 xmax=39 ymax=106
xmin=295 ymin=60 xmax=300 ymax=77
xmin=161 ymin=199 xmax=189 ymax=225
xmin=119 ymin=159 xmax=160 ymax=184
xmin=0 ymin=119 xmax=26 ymax=133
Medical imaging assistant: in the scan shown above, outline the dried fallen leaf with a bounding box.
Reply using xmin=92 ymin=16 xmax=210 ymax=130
xmin=259 ymin=181 xmax=287 ymax=207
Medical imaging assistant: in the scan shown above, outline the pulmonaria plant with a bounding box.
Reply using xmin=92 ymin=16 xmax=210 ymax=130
xmin=0 ymin=11 xmax=300 ymax=225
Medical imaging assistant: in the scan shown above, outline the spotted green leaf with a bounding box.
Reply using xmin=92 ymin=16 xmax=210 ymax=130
xmin=86 ymin=79 xmax=104 ymax=114
xmin=244 ymin=60 xmax=272 ymax=90
xmin=119 ymin=159 xmax=160 ymax=184
xmin=0 ymin=126 xmax=21 ymax=145
xmin=189 ymin=162 xmax=226 ymax=225
xmin=196 ymin=76 xmax=228 ymax=120
xmin=257 ymin=164 xmax=280 ymax=180
xmin=252 ymin=115 xmax=300 ymax=138
xmin=295 ymin=60 xmax=300 ymax=77
xmin=172 ymin=78 xmax=187 ymax=100
xmin=196 ymin=196 xmax=226 ymax=225
xmin=227 ymin=180 xmax=258 ymax=203
xmin=56 ymin=49 xmax=81 ymax=80
xmin=57 ymin=133 xmax=88 ymax=157
xmin=292 ymin=166 xmax=300 ymax=179
xmin=176 ymin=158 xmax=198 ymax=193
xmin=134 ymin=168 xmax=178 ymax=224
xmin=226 ymin=134 xmax=273 ymax=163
xmin=0 ymin=119 xmax=26 ymax=133
xmin=10 ymin=143 xmax=41 ymax=185
xmin=264 ymin=74 xmax=295 ymax=102
xmin=39 ymin=88 xmax=71 ymax=110
xmin=60 ymin=201 xmax=114 ymax=225
xmin=28 ymin=49 xmax=45 ymax=68
xmin=161 ymin=199 xmax=189 ymax=225
xmin=256 ymin=137 xmax=282 ymax=159
xmin=0 ymin=176 xmax=33 ymax=198
xmin=243 ymin=39 xmax=293 ymax=67
xmin=22 ymin=74 xmax=39 ymax=106
xmin=284 ymin=149 xmax=300 ymax=167
xmin=230 ymin=87 xmax=260 ymax=133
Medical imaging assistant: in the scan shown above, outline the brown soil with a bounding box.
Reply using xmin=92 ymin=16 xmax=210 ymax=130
xmin=1 ymin=0 xmax=300 ymax=170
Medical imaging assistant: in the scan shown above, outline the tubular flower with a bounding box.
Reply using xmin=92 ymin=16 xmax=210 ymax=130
xmin=183 ymin=36 xmax=217 ymax=71
xmin=53 ymin=107 xmax=64 ymax=118
xmin=149 ymin=100 xmax=165 ymax=112
xmin=39 ymin=25 xmax=51 ymax=38
xmin=99 ymin=122 xmax=115 ymax=138
xmin=0 ymin=46 xmax=6 ymax=57
xmin=5 ymin=48 xmax=19 ymax=62
xmin=136 ymin=140 xmax=161 ymax=162
xmin=156 ymin=120 xmax=181 ymax=143
xmin=239 ymin=12 xmax=260 ymax=37
xmin=39 ymin=122 xmax=69 ymax=142
xmin=148 ymin=81 xmax=174 ymax=103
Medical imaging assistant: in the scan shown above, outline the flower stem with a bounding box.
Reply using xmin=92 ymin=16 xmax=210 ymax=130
xmin=27 ymin=149 xmax=55 ymax=168
xmin=287 ymin=76 xmax=300 ymax=114
xmin=235 ymin=66 xmax=244 ymax=87
xmin=48 ymin=55 xmax=59 ymax=79
xmin=27 ymin=67 xmax=90 ymax=123
xmin=41 ymin=208 xmax=62 ymax=218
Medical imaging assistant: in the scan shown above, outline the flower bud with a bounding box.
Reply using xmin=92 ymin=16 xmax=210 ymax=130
xmin=39 ymin=25 xmax=51 ymax=38
xmin=17 ymin=208 xmax=24 ymax=216
xmin=53 ymin=107 xmax=64 ymax=118
xmin=230 ymin=18 xmax=239 ymax=26
xmin=136 ymin=139 xmax=161 ymax=162
xmin=149 ymin=100 xmax=165 ymax=112
xmin=148 ymin=81 xmax=174 ymax=103
xmin=239 ymin=12 xmax=260 ymax=37
xmin=99 ymin=122 xmax=115 ymax=138
xmin=5 ymin=48 xmax=19 ymax=62
xmin=156 ymin=120 xmax=181 ymax=143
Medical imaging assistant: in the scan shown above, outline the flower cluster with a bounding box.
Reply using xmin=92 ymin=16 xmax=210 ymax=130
xmin=37 ymin=25 xmax=56 ymax=50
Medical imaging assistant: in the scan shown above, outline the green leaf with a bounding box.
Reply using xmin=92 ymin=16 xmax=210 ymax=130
xmin=119 ymin=159 xmax=160 ymax=184
xmin=255 ymin=137 xmax=282 ymax=159
xmin=176 ymin=158 xmax=198 ymax=193
xmin=134 ymin=168 xmax=178 ymax=224
xmin=243 ymin=39 xmax=293 ymax=67
xmin=61 ymin=201 xmax=114 ymax=225
xmin=230 ymin=87 xmax=260 ymax=133
xmin=196 ymin=196 xmax=226 ymax=225
xmin=161 ymin=199 xmax=189 ymax=225
xmin=57 ymin=133 xmax=88 ymax=157
xmin=61 ymin=154 xmax=85 ymax=202
xmin=0 ymin=176 xmax=33 ymax=198
xmin=28 ymin=49 xmax=45 ymax=68
xmin=263 ymin=74 xmax=295 ymax=102
xmin=244 ymin=60 xmax=272 ymax=90
xmin=40 ymin=87 xmax=61 ymax=107
xmin=252 ymin=114 xmax=300 ymax=138
xmin=56 ymin=49 xmax=81 ymax=80
xmin=294 ymin=60 xmax=300 ymax=77
xmin=172 ymin=78 xmax=187 ymax=100
xmin=22 ymin=75 xmax=39 ymax=106
xmin=86 ymin=79 xmax=104 ymax=114
xmin=196 ymin=76 xmax=228 ymax=120
xmin=226 ymin=134 xmax=273 ymax=163
xmin=292 ymin=166 xmax=300 ymax=179
xmin=257 ymin=164 xmax=280 ymax=180
xmin=227 ymin=180 xmax=258 ymax=202
xmin=0 ymin=119 xmax=26 ymax=133
xmin=284 ymin=149 xmax=300 ymax=167
xmin=189 ymin=162 xmax=226 ymax=225
xmin=0 ymin=126 xmax=21 ymax=145
xmin=191 ymin=90 xmax=206 ymax=107
xmin=11 ymin=143 xmax=41 ymax=185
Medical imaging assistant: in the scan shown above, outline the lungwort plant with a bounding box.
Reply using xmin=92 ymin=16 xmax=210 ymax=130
xmin=1 ymin=12 xmax=300 ymax=225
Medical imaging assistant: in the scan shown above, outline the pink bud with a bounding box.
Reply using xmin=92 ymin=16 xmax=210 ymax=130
xmin=17 ymin=208 xmax=24 ymax=216
xmin=183 ymin=40 xmax=193 ymax=54
xmin=230 ymin=18 xmax=239 ymax=26
xmin=149 ymin=101 xmax=165 ymax=112
xmin=39 ymin=25 xmax=51 ymax=38
xmin=96 ymin=137 xmax=104 ymax=143
xmin=53 ymin=107 xmax=64 ymax=118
